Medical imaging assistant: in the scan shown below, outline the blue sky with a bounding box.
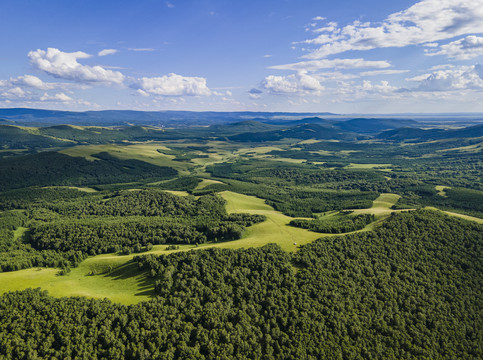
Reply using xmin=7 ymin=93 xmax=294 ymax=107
xmin=1 ymin=0 xmax=482 ymax=113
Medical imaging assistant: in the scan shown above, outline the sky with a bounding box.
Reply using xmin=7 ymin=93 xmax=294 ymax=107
xmin=0 ymin=0 xmax=482 ymax=113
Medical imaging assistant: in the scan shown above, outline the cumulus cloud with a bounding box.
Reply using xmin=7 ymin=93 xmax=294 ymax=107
xmin=40 ymin=92 xmax=73 ymax=102
xmin=28 ymin=48 xmax=125 ymax=84
xmin=425 ymin=35 xmax=483 ymax=60
xmin=261 ymin=71 xmax=324 ymax=95
xmin=98 ymin=49 xmax=118 ymax=56
xmin=405 ymin=64 xmax=483 ymax=91
xmin=303 ymin=0 xmax=483 ymax=59
xmin=0 ymin=75 xmax=59 ymax=90
xmin=130 ymin=73 xmax=211 ymax=96
xmin=269 ymin=58 xmax=391 ymax=72
xmin=1 ymin=87 xmax=26 ymax=99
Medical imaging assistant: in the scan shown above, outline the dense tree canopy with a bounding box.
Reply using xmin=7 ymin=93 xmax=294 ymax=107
xmin=1 ymin=210 xmax=481 ymax=359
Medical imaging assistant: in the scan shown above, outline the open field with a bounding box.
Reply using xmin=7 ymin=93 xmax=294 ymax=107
xmin=424 ymin=207 xmax=483 ymax=224
xmin=1 ymin=190 xmax=480 ymax=305
xmin=195 ymin=178 xmax=225 ymax=189
xmin=61 ymin=143 xmax=193 ymax=174
xmin=219 ymin=191 xmax=323 ymax=251
xmin=0 ymin=191 xmax=324 ymax=304
xmin=42 ymin=186 xmax=98 ymax=193
xmin=435 ymin=185 xmax=450 ymax=197
xmin=346 ymin=163 xmax=392 ymax=170
xmin=0 ymin=257 xmax=155 ymax=305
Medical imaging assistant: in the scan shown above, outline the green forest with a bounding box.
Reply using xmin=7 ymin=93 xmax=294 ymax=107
xmin=0 ymin=115 xmax=481 ymax=358
xmin=1 ymin=211 xmax=481 ymax=359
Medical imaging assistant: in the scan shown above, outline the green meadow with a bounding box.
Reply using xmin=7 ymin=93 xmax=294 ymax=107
xmin=0 ymin=191 xmax=323 ymax=304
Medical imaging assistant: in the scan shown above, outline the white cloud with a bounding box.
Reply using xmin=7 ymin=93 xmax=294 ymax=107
xmin=361 ymin=80 xmax=397 ymax=93
xmin=128 ymin=48 xmax=155 ymax=52
xmin=28 ymin=48 xmax=125 ymax=84
xmin=0 ymin=75 xmax=59 ymax=90
xmin=261 ymin=71 xmax=324 ymax=95
xmin=269 ymin=58 xmax=391 ymax=71
xmin=303 ymin=0 xmax=483 ymax=59
xmin=130 ymin=73 xmax=211 ymax=96
xmin=98 ymin=49 xmax=118 ymax=56
xmin=314 ymin=71 xmax=360 ymax=81
xmin=360 ymin=69 xmax=410 ymax=76
xmin=1 ymin=87 xmax=26 ymax=98
xmin=40 ymin=92 xmax=73 ymax=102
xmin=405 ymin=64 xmax=483 ymax=91
xmin=312 ymin=16 xmax=326 ymax=21
xmin=166 ymin=1 xmax=174 ymax=8
xmin=425 ymin=35 xmax=483 ymax=60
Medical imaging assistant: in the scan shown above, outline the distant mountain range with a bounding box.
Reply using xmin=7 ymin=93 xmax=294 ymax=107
xmin=0 ymin=108 xmax=337 ymax=127
xmin=377 ymin=124 xmax=483 ymax=141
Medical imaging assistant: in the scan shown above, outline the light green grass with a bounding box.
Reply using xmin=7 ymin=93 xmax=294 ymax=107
xmin=346 ymin=163 xmax=392 ymax=170
xmin=61 ymin=143 xmax=193 ymax=175
xmin=0 ymin=192 xmax=401 ymax=305
xmin=0 ymin=256 xmax=155 ymax=305
xmin=0 ymin=191 xmax=323 ymax=304
xmin=424 ymin=207 xmax=483 ymax=224
xmin=13 ymin=226 xmax=28 ymax=241
xmin=195 ymin=178 xmax=225 ymax=190
xmin=219 ymin=191 xmax=322 ymax=251
xmin=163 ymin=190 xmax=190 ymax=197
xmin=42 ymin=186 xmax=98 ymax=193
xmin=435 ymin=185 xmax=450 ymax=197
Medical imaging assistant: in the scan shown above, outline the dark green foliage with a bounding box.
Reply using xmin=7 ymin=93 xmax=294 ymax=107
xmin=290 ymin=213 xmax=375 ymax=233
xmin=0 ymin=151 xmax=178 ymax=191
xmin=0 ymin=210 xmax=85 ymax=272
xmin=227 ymin=123 xmax=358 ymax=142
xmin=0 ymin=189 xmax=264 ymax=271
xmin=152 ymin=176 xmax=202 ymax=191
xmin=335 ymin=118 xmax=418 ymax=134
xmin=378 ymin=124 xmax=483 ymax=141
xmin=1 ymin=211 xmax=479 ymax=359
xmin=207 ymin=161 xmax=378 ymax=216
xmin=394 ymin=187 xmax=483 ymax=218
xmin=0 ymin=125 xmax=70 ymax=149
xmin=25 ymin=190 xmax=265 ymax=259
xmin=0 ymin=187 xmax=90 ymax=210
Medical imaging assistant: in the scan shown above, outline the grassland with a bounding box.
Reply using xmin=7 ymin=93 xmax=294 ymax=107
xmin=0 ymin=191 xmax=323 ymax=304
xmin=1 ymin=189 xmax=481 ymax=304
xmin=435 ymin=185 xmax=450 ymax=197
xmin=61 ymin=143 xmax=193 ymax=175
xmin=424 ymin=207 xmax=483 ymax=224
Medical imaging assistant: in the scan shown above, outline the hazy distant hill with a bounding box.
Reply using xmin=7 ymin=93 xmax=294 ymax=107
xmin=0 ymin=108 xmax=336 ymax=127
xmin=378 ymin=124 xmax=483 ymax=141
xmin=334 ymin=118 xmax=419 ymax=134
xmin=227 ymin=123 xmax=359 ymax=142
xmin=0 ymin=125 xmax=71 ymax=149
xmin=262 ymin=116 xmax=335 ymax=127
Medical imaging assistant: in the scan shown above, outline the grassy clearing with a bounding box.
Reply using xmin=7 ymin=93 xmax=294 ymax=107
xmin=13 ymin=226 xmax=28 ymax=241
xmin=346 ymin=163 xmax=392 ymax=170
xmin=236 ymin=146 xmax=284 ymax=155
xmin=424 ymin=207 xmax=483 ymax=224
xmin=163 ymin=190 xmax=190 ymax=197
xmin=219 ymin=191 xmax=322 ymax=251
xmin=0 ymin=256 xmax=155 ymax=305
xmin=0 ymin=192 xmax=408 ymax=305
xmin=350 ymin=193 xmax=400 ymax=217
xmin=195 ymin=178 xmax=225 ymax=190
xmin=435 ymin=185 xmax=450 ymax=197
xmin=42 ymin=186 xmax=98 ymax=193
xmin=61 ymin=144 xmax=193 ymax=175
